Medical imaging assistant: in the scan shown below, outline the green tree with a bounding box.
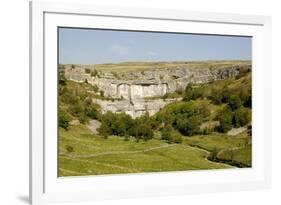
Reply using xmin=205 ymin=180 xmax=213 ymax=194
xmin=232 ymin=107 xmax=251 ymax=127
xmin=59 ymin=110 xmax=71 ymax=130
xmin=228 ymin=95 xmax=242 ymax=110
xmin=85 ymin=105 xmax=99 ymax=119
xmin=175 ymin=115 xmax=202 ymax=136
xmin=183 ymin=84 xmax=202 ymax=101
xmin=216 ymin=105 xmax=233 ymax=133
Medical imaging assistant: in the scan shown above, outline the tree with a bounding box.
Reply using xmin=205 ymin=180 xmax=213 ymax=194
xmin=183 ymin=84 xmax=202 ymax=101
xmin=232 ymin=107 xmax=251 ymax=127
xmin=85 ymin=105 xmax=98 ymax=119
xmin=98 ymin=123 xmax=111 ymax=138
xmin=175 ymin=115 xmax=202 ymax=136
xmin=59 ymin=110 xmax=71 ymax=130
xmin=216 ymin=105 xmax=233 ymax=133
xmin=208 ymin=88 xmax=224 ymax=104
xmin=228 ymin=95 xmax=242 ymax=110
xmin=161 ymin=124 xmax=173 ymax=140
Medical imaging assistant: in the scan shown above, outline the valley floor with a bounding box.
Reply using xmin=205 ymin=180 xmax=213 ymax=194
xmin=58 ymin=125 xmax=251 ymax=177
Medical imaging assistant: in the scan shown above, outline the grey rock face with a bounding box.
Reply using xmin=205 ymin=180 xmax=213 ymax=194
xmin=62 ymin=62 xmax=251 ymax=118
xmin=92 ymin=98 xmax=180 ymax=119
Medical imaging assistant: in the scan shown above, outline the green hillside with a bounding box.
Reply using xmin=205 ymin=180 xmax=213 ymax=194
xmin=58 ymin=63 xmax=252 ymax=176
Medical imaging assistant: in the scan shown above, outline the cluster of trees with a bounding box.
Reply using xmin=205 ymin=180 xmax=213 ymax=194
xmin=179 ymin=78 xmax=251 ymax=133
xmin=58 ymin=75 xmax=101 ymax=130
xmin=97 ymin=100 xmax=210 ymax=143
xmin=155 ymin=101 xmax=210 ymax=136
xmin=216 ymin=104 xmax=251 ymax=133
xmin=98 ymin=112 xmax=156 ymax=141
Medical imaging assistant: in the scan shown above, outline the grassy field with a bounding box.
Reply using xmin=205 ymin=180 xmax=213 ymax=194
xmin=59 ymin=125 xmax=234 ymax=177
xmin=65 ymin=60 xmax=251 ymax=72
xmin=183 ymin=133 xmax=251 ymax=167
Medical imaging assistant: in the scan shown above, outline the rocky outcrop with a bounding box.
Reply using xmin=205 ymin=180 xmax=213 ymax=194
xmin=62 ymin=61 xmax=251 ymax=118
xmin=92 ymin=98 xmax=180 ymax=118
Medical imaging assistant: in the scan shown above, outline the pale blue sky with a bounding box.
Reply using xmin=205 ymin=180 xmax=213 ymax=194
xmin=59 ymin=27 xmax=252 ymax=64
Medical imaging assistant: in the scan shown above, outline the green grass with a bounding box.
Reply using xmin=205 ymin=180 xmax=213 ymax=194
xmin=183 ymin=133 xmax=249 ymax=152
xmin=183 ymin=133 xmax=251 ymax=167
xmin=216 ymin=144 xmax=252 ymax=167
xmin=59 ymin=125 xmax=234 ymax=177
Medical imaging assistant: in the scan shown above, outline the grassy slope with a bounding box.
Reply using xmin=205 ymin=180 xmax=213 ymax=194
xmin=183 ymin=132 xmax=251 ymax=167
xmin=59 ymin=125 xmax=232 ymax=177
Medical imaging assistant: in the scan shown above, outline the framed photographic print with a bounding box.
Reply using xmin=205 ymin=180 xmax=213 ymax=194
xmin=30 ymin=1 xmax=272 ymax=204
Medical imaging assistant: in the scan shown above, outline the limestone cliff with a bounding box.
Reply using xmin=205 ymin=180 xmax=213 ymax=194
xmin=61 ymin=61 xmax=251 ymax=118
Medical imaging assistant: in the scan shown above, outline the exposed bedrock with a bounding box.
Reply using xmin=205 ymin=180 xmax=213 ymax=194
xmin=63 ymin=62 xmax=251 ymax=118
xmin=92 ymin=98 xmax=180 ymax=119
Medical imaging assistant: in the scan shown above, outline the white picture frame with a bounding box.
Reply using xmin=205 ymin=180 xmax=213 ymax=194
xmin=30 ymin=1 xmax=272 ymax=204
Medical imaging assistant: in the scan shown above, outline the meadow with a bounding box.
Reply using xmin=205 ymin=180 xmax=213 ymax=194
xmin=59 ymin=125 xmax=235 ymax=176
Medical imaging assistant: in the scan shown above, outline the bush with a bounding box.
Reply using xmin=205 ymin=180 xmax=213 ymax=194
xmin=208 ymin=88 xmax=224 ymax=104
xmin=183 ymin=84 xmax=203 ymax=101
xmin=175 ymin=115 xmax=202 ymax=136
xmin=161 ymin=125 xmax=182 ymax=143
xmin=59 ymin=110 xmax=71 ymax=130
xmin=161 ymin=125 xmax=173 ymax=140
xmin=216 ymin=105 xmax=233 ymax=133
xmin=66 ymin=145 xmax=74 ymax=153
xmin=208 ymin=147 xmax=219 ymax=161
xmin=98 ymin=123 xmax=111 ymax=137
xmin=100 ymin=90 xmax=104 ymax=97
xmin=85 ymin=105 xmax=99 ymax=119
xmin=85 ymin=68 xmax=91 ymax=74
xmin=232 ymin=107 xmax=251 ymax=127
xmin=227 ymin=95 xmax=242 ymax=110
xmin=91 ymin=69 xmax=98 ymax=77
xmin=92 ymin=84 xmax=99 ymax=93
xmin=170 ymin=132 xmax=183 ymax=143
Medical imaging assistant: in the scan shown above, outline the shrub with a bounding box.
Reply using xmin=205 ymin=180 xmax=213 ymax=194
xmin=92 ymin=84 xmax=99 ymax=93
xmin=91 ymin=69 xmax=98 ymax=77
xmin=170 ymin=132 xmax=183 ymax=143
xmin=232 ymin=107 xmax=251 ymax=127
xmin=161 ymin=125 xmax=182 ymax=143
xmin=100 ymin=90 xmax=104 ymax=97
xmin=98 ymin=123 xmax=111 ymax=137
xmin=227 ymin=95 xmax=242 ymax=110
xmin=85 ymin=105 xmax=99 ymax=119
xmin=175 ymin=115 xmax=202 ymax=136
xmin=208 ymin=147 xmax=219 ymax=161
xmin=66 ymin=145 xmax=74 ymax=153
xmin=161 ymin=125 xmax=173 ymax=140
xmin=208 ymin=88 xmax=224 ymax=104
xmin=85 ymin=68 xmax=91 ymax=74
xmin=59 ymin=110 xmax=71 ymax=130
xmin=183 ymin=84 xmax=202 ymax=101
xmin=216 ymin=105 xmax=233 ymax=133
